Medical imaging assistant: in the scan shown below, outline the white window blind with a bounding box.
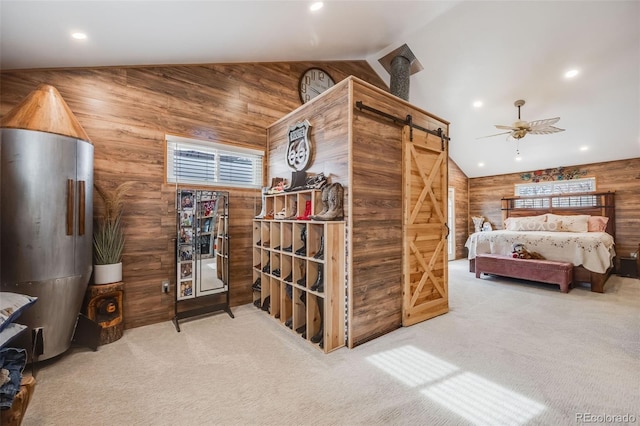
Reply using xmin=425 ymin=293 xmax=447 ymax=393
xmin=166 ymin=135 xmax=263 ymax=188
xmin=513 ymin=177 xmax=596 ymax=208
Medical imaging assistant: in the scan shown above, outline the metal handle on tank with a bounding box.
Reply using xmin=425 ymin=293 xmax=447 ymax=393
xmin=78 ymin=180 xmax=85 ymax=235
xmin=66 ymin=179 xmax=74 ymax=235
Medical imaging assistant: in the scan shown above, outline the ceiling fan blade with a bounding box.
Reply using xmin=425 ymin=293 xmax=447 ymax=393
xmin=528 ymin=126 xmax=565 ymax=135
xmin=494 ymin=125 xmax=517 ymax=130
xmin=528 ymin=117 xmax=560 ymax=128
xmin=476 ymin=131 xmax=512 ymax=140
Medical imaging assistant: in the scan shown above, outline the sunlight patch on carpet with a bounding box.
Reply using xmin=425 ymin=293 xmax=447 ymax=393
xmin=365 ymin=345 xmax=459 ymax=387
xmin=421 ymin=372 xmax=546 ymax=425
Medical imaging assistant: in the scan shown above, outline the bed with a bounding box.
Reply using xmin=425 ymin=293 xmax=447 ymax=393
xmin=466 ymin=191 xmax=616 ymax=293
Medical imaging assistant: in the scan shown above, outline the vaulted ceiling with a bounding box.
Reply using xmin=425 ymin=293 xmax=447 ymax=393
xmin=1 ymin=1 xmax=638 ymax=178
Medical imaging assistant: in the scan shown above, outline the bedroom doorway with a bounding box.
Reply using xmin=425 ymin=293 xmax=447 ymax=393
xmin=448 ymin=187 xmax=455 ymax=260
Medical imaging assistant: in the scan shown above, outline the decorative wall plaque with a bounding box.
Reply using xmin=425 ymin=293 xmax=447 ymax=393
xmin=286 ymin=120 xmax=312 ymax=172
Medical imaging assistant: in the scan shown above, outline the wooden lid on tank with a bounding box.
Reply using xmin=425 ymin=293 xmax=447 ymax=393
xmin=1 ymin=83 xmax=92 ymax=143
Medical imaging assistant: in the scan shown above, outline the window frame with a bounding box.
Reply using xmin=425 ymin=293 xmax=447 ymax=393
xmin=165 ymin=134 xmax=264 ymax=189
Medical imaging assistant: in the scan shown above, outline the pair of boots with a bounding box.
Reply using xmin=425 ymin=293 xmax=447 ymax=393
xmin=310 ymin=183 xmax=344 ymax=221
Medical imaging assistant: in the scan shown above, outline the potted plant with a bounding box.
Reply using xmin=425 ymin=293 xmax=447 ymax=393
xmin=93 ymin=181 xmax=134 ymax=285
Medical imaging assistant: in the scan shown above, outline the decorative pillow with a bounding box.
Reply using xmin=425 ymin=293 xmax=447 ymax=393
xmin=0 ymin=293 xmax=37 ymax=333
xmin=588 ymin=216 xmax=609 ymax=232
xmin=546 ymin=214 xmax=590 ymax=232
xmin=505 ymin=215 xmax=547 ymax=231
xmin=0 ymin=322 xmax=27 ymax=349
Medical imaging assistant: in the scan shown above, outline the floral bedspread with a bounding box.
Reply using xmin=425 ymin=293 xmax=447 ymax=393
xmin=465 ymin=230 xmax=615 ymax=274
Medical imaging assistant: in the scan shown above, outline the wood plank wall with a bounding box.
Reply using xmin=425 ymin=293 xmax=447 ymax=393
xmin=449 ymin=159 xmax=469 ymax=260
xmin=0 ymin=62 xmax=387 ymax=329
xmin=468 ymin=157 xmax=640 ymax=262
xmin=350 ymin=79 xmax=449 ymax=347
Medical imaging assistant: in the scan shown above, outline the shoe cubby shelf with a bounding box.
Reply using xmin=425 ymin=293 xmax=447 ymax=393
xmin=258 ymin=189 xmax=323 ymax=221
xmin=252 ymin=217 xmax=345 ymax=353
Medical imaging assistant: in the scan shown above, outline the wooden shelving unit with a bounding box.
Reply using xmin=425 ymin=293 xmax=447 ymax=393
xmin=252 ymin=189 xmax=345 ymax=353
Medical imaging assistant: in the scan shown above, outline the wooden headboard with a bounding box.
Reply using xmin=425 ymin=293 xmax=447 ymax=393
xmin=501 ymin=191 xmax=616 ymax=239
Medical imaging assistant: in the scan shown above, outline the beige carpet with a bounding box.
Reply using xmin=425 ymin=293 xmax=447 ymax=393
xmin=23 ymin=260 xmax=640 ymax=425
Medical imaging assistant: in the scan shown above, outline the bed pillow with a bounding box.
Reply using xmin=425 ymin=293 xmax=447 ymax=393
xmin=505 ymin=215 xmax=547 ymax=231
xmin=0 ymin=322 xmax=27 ymax=349
xmin=546 ymin=214 xmax=590 ymax=232
xmin=588 ymin=216 xmax=609 ymax=232
xmin=0 ymin=292 xmax=37 ymax=333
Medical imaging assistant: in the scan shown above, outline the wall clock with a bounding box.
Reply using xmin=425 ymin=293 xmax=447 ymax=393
xmin=298 ymin=68 xmax=335 ymax=104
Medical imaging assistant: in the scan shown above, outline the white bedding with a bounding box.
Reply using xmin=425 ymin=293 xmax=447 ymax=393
xmin=465 ymin=230 xmax=615 ymax=274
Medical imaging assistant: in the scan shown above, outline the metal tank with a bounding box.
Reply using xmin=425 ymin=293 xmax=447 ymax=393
xmin=1 ymin=84 xmax=94 ymax=361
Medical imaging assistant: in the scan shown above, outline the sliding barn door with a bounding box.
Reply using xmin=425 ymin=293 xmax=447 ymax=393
xmin=402 ymin=126 xmax=449 ymax=326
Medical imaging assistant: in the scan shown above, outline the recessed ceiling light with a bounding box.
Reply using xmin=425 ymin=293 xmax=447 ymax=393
xmin=564 ymin=69 xmax=579 ymax=79
xmin=580 ymin=146 xmax=589 ymax=151
xmin=478 ymin=162 xmax=484 ymax=167
xmin=71 ymin=32 xmax=87 ymax=40
xmin=473 ymin=101 xmax=483 ymax=108
xmin=310 ymin=2 xmax=323 ymax=11
xmin=515 ymin=155 xmax=522 ymax=162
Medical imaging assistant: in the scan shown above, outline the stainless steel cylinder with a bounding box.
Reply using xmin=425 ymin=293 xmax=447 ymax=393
xmin=1 ymin=128 xmax=94 ymax=360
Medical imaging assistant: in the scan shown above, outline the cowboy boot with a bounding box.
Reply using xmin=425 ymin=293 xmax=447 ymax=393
xmin=296 ymin=200 xmax=312 ymax=220
xmin=310 ymin=267 xmax=323 ymax=292
xmin=311 ymin=303 xmax=323 ymax=343
xmin=313 ymin=235 xmax=324 ymax=260
xmin=310 ymin=184 xmax=332 ymax=220
xmin=321 ymin=183 xmax=344 ymax=221
xmin=295 ymin=227 xmax=306 ymax=255
xmin=255 ymin=186 xmax=269 ymax=218
xmin=285 ymin=200 xmax=298 ymax=219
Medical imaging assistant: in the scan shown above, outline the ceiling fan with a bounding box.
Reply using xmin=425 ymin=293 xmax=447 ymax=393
xmin=478 ymin=99 xmax=565 ymax=140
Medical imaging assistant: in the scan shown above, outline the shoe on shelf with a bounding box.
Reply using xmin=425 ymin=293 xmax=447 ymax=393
xmin=283 ymin=273 xmax=292 ymax=283
xmin=296 ymin=200 xmax=312 ymax=220
xmin=296 ymin=324 xmax=305 ymax=334
xmin=272 ymin=268 xmax=281 ymax=277
xmin=282 ymin=244 xmax=293 ymax=252
xmin=262 ymin=240 xmax=270 ymax=248
xmin=312 ymin=183 xmax=344 ymax=221
xmin=253 ymin=263 xmax=261 ymax=270
xmin=297 ymin=275 xmax=306 ymax=287
xmin=311 ymin=328 xmax=323 ymax=343
xmin=285 ymin=284 xmax=292 ymax=299
xmin=274 ymin=208 xmax=287 ymax=220
xmin=261 ymin=296 xmax=270 ymax=312
xmin=284 ymin=201 xmax=298 ymax=219
xmin=273 ymin=245 xmax=281 ymax=251
xmin=253 ymin=298 xmax=261 ymax=308
xmin=313 ymin=235 xmax=324 ymax=260
xmin=310 ymin=184 xmax=331 ymax=220
xmin=285 ymin=317 xmax=293 ymax=328
xmin=262 ymin=262 xmax=270 ymax=273
xmin=252 ymin=278 xmax=261 ymax=291
xmin=310 ymin=268 xmax=324 ymax=292
xmin=256 ymin=240 xmax=261 ymax=246
xmin=264 ymin=210 xmax=274 ymax=220
xmin=295 ymin=245 xmax=306 ymax=256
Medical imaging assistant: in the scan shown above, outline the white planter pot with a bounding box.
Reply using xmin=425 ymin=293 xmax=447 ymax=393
xmin=93 ymin=262 xmax=122 ymax=285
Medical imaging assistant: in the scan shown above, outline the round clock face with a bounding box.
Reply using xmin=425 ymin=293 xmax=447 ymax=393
xmin=298 ymin=68 xmax=335 ymax=104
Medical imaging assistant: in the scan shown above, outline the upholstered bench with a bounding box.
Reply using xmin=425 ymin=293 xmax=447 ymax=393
xmin=475 ymin=254 xmax=573 ymax=293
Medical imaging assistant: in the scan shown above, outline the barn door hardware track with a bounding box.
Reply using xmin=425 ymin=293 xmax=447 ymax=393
xmin=355 ymin=100 xmax=449 ymax=149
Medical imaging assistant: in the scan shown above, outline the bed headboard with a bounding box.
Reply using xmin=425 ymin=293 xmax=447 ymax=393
xmin=501 ymin=191 xmax=616 ymax=238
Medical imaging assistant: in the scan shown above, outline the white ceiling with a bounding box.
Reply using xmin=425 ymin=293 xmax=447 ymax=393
xmin=1 ymin=1 xmax=639 ymax=178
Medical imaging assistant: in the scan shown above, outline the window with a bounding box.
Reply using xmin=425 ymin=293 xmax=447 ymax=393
xmin=166 ymin=135 xmax=263 ymax=188
xmin=513 ymin=177 xmax=596 ymax=208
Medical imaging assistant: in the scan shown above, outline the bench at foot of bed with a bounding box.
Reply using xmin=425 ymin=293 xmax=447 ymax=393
xmin=474 ymin=254 xmax=573 ymax=293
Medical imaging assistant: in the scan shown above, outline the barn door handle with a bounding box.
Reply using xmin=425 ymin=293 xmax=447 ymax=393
xmin=78 ymin=180 xmax=86 ymax=235
xmin=66 ymin=179 xmax=74 ymax=235
xmin=444 ymin=223 xmax=450 ymax=239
